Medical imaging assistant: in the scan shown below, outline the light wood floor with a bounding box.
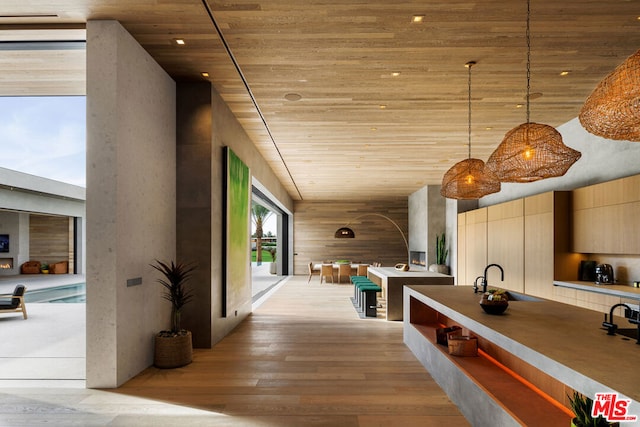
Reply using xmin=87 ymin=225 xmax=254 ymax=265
xmin=114 ymin=276 xmax=469 ymax=426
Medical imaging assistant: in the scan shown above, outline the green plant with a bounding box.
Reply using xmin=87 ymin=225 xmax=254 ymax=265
xmin=568 ymin=391 xmax=612 ymax=427
xmin=484 ymin=288 xmax=507 ymax=301
xmin=251 ymin=204 xmax=273 ymax=264
xmin=151 ymin=260 xmax=196 ymax=335
xmin=436 ymin=233 xmax=448 ymax=265
xmin=40 ymin=263 xmax=49 ymax=271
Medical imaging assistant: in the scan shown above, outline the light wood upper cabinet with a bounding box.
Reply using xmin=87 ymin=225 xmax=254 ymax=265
xmin=487 ymin=199 xmax=524 ymax=293
xmin=572 ymin=175 xmax=640 ymax=254
xmin=463 ymin=208 xmax=487 ymax=287
xmin=524 ymin=192 xmax=575 ymax=300
xmin=457 ymin=192 xmax=576 ymax=301
xmin=524 ymin=193 xmax=554 ymax=299
xmin=457 ymin=213 xmax=466 ymax=286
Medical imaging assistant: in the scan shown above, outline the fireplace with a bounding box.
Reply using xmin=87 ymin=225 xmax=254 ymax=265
xmin=0 ymin=258 xmax=14 ymax=270
xmin=410 ymin=251 xmax=426 ymax=267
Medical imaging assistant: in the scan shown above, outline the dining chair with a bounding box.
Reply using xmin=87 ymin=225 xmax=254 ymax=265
xmin=320 ymin=264 xmax=334 ymax=284
xmin=337 ymin=263 xmax=351 ymax=283
xmin=356 ymin=264 xmax=369 ymax=276
xmin=308 ymin=262 xmax=320 ymax=283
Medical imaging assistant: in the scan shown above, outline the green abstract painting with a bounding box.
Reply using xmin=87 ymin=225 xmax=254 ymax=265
xmin=224 ymin=147 xmax=251 ymax=317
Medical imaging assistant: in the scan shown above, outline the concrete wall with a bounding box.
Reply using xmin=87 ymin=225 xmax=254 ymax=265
xmin=408 ymin=185 xmax=446 ymax=268
xmin=0 ymin=211 xmax=22 ymax=275
xmin=86 ymin=20 xmax=176 ymax=388
xmin=176 ymin=82 xmax=294 ymax=348
xmin=408 ymin=187 xmax=427 ymax=261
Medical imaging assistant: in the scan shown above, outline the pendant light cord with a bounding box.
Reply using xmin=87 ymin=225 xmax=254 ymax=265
xmin=466 ymin=61 xmax=475 ymax=160
xmin=526 ymin=0 xmax=531 ymax=124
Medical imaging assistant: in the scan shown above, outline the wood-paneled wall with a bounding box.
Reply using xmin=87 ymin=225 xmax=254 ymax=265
xmin=29 ymin=214 xmax=71 ymax=266
xmin=293 ymin=199 xmax=408 ymax=275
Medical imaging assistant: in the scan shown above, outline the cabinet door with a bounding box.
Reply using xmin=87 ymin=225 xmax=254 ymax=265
xmin=457 ymin=213 xmax=467 ymax=286
xmin=621 ymin=201 xmax=640 ymax=254
xmin=524 ymin=213 xmax=553 ymax=298
xmin=465 ymin=208 xmax=487 ymax=286
xmin=572 ymin=176 xmax=640 ymax=255
xmin=488 ymin=200 xmax=524 ymax=293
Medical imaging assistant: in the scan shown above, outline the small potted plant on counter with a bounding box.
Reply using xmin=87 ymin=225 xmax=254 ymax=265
xmin=40 ymin=263 xmax=49 ymax=274
xmin=151 ymin=259 xmax=196 ymax=369
xmin=568 ymin=391 xmax=620 ymax=427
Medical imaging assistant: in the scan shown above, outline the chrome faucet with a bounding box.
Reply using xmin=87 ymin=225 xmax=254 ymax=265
xmin=481 ymin=263 xmax=504 ymax=293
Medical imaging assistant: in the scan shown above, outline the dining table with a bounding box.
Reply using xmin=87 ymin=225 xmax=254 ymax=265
xmin=313 ymin=262 xmax=366 ymax=282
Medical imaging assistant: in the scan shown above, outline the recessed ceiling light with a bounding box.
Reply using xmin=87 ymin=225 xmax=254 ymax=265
xmin=560 ymin=70 xmax=570 ymax=76
xmin=284 ymin=93 xmax=302 ymax=101
xmin=379 ymin=105 xmax=387 ymax=109
xmin=201 ymin=72 xmax=209 ymax=78
xmin=173 ymin=38 xmax=185 ymax=45
xmin=485 ymin=127 xmax=493 ymax=131
xmin=516 ymin=104 xmax=524 ymax=108
xmin=392 ymin=72 xmax=400 ymax=77
xmin=371 ymin=127 xmax=378 ymax=131
xmin=412 ymin=15 xmax=425 ymax=23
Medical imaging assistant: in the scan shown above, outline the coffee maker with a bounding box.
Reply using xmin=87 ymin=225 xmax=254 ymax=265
xmin=595 ymin=264 xmax=614 ymax=284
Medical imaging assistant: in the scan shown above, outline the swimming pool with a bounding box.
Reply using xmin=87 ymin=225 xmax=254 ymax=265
xmin=25 ymin=283 xmax=86 ymax=303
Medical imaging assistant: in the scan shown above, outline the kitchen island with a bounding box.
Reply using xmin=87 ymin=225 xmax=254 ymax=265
xmin=404 ymin=285 xmax=640 ymax=426
xmin=366 ymin=266 xmax=453 ymax=320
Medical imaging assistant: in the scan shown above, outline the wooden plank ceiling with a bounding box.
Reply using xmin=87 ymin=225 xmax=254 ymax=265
xmin=1 ymin=1 xmax=639 ymax=201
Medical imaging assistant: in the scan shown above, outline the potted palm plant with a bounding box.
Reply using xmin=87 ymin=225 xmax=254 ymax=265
xmin=268 ymin=247 xmax=277 ymax=274
xmin=151 ymin=259 xmax=196 ymax=369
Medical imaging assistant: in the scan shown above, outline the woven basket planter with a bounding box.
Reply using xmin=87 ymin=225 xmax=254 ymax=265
xmin=154 ymin=331 xmax=193 ymax=369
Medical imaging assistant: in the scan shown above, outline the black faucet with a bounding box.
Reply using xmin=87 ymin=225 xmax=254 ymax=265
xmin=481 ymin=263 xmax=504 ymax=294
xmin=602 ymin=303 xmax=640 ymax=345
xmin=473 ymin=276 xmax=485 ymax=294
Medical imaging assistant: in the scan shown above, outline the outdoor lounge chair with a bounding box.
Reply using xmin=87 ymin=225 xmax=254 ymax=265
xmin=0 ymin=284 xmax=27 ymax=319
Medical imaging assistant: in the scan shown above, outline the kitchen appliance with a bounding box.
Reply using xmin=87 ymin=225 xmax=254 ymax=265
xmin=595 ymin=264 xmax=614 ymax=284
xmin=579 ymin=260 xmax=597 ymax=281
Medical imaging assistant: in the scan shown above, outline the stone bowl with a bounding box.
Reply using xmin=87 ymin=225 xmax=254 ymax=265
xmin=479 ymin=299 xmax=509 ymax=315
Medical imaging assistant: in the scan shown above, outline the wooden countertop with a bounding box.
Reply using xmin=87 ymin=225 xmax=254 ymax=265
xmin=405 ymin=285 xmax=640 ymax=409
xmin=554 ymin=280 xmax=640 ymax=301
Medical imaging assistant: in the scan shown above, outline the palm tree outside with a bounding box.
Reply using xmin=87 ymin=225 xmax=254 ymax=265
xmin=251 ymin=203 xmax=273 ymax=265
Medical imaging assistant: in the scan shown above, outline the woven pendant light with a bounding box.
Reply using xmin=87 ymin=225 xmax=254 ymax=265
xmin=441 ymin=62 xmax=501 ymax=199
xmin=579 ymin=49 xmax=640 ymax=141
xmin=486 ymin=0 xmax=580 ymax=183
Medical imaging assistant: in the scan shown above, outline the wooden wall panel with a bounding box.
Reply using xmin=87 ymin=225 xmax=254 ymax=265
xmin=293 ymin=199 xmax=408 ymax=275
xmin=29 ymin=214 xmax=70 ymax=266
